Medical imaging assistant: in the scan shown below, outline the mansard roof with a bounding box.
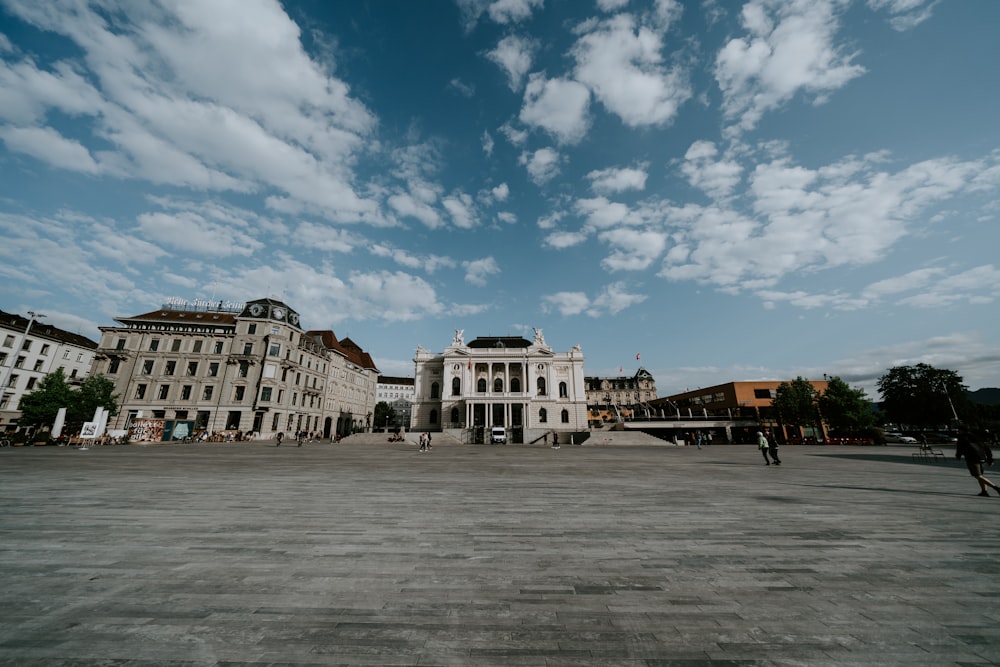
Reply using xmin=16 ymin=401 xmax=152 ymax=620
xmin=467 ymin=336 xmax=532 ymax=349
xmin=112 ymin=308 xmax=238 ymax=328
xmin=1 ymin=310 xmax=98 ymax=349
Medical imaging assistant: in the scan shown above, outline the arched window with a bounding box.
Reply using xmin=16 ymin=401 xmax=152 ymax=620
xmin=537 ymin=377 xmax=546 ymax=395
xmin=561 ymin=409 xmax=569 ymax=423
xmin=430 ymin=409 xmax=438 ymax=424
xmin=477 ymin=378 xmax=487 ymax=393
xmin=450 ymin=407 xmax=459 ymax=424
xmin=452 ymin=377 xmax=461 ymax=396
xmin=510 ymin=377 xmax=521 ymax=393
xmin=539 ymin=408 xmax=547 ymax=423
xmin=430 ymin=382 xmax=440 ymax=399
xmin=559 ymin=381 xmax=568 ymax=398
xmin=494 ymin=377 xmax=503 ymax=392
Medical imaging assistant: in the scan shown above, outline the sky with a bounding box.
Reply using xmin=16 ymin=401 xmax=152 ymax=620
xmin=1 ymin=0 xmax=999 ymax=400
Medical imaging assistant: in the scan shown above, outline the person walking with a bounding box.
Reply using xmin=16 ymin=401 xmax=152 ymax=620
xmin=757 ymin=431 xmax=771 ymax=465
xmin=275 ymin=431 xmax=284 ymax=447
xmin=418 ymin=432 xmax=427 ymax=452
xmin=767 ymin=430 xmax=781 ymax=465
xmin=955 ymin=426 xmax=1000 ymax=496
xmin=552 ymin=432 xmax=560 ymax=449
xmin=296 ymin=430 xmax=304 ymax=447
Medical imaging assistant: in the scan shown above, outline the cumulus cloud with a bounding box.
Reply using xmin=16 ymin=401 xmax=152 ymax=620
xmin=587 ymin=164 xmax=649 ymax=194
xmin=0 ymin=125 xmax=101 ymax=174
xmin=681 ymin=140 xmax=743 ymax=200
xmin=572 ymin=13 xmax=691 ymax=127
xmin=519 ymin=74 xmax=591 ymax=145
xmin=542 ymin=281 xmax=646 ymax=316
xmin=519 ymin=147 xmax=562 ymax=185
xmin=715 ymin=0 xmax=865 ymax=135
xmin=867 ymin=0 xmax=938 ymax=31
xmin=486 ymin=34 xmax=537 ymax=91
xmin=463 ymin=256 xmax=501 ymax=285
xmin=442 ymin=192 xmax=479 ymax=229
xmin=598 ymin=228 xmax=667 ymax=271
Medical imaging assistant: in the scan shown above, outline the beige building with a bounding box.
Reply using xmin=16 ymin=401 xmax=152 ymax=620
xmin=410 ymin=328 xmax=588 ymax=443
xmin=1 ymin=310 xmax=99 ymax=432
xmin=585 ymin=368 xmax=657 ymax=421
xmin=92 ymin=298 xmax=378 ymax=440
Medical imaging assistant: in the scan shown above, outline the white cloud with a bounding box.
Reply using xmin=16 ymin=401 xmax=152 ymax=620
xmin=486 ymin=34 xmax=537 ymax=91
xmin=681 ymin=140 xmax=743 ymax=200
xmin=867 ymin=0 xmax=938 ymax=31
xmin=572 ymin=13 xmax=691 ymax=127
xmin=575 ymin=196 xmax=633 ymax=230
xmin=0 ymin=125 xmax=101 ymax=174
xmin=542 ymin=291 xmax=590 ymax=316
xmin=542 ymin=281 xmax=646 ymax=316
xmin=136 ymin=211 xmax=262 ymax=257
xmin=519 ymin=147 xmax=562 ymax=185
xmin=369 ymin=244 xmax=456 ymax=273
xmin=598 ymin=0 xmax=630 ymax=11
xmin=389 ymin=192 xmax=443 ymax=229
xmin=442 ymin=192 xmax=479 ymax=229
xmin=715 ymin=0 xmax=865 ymax=135
xmin=463 ymin=257 xmax=501 ymax=286
xmin=587 ymin=164 xmax=649 ymax=194
xmin=544 ymin=230 xmax=588 ymax=249
xmin=488 ymin=0 xmax=544 ymax=24
xmin=492 ymin=182 xmax=510 ymax=201
xmin=481 ymin=130 xmax=495 ymax=155
xmin=598 ymin=228 xmax=667 ymax=271
xmin=519 ymin=74 xmax=591 ymax=145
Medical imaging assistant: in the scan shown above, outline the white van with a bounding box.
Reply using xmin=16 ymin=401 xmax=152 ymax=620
xmin=490 ymin=426 xmax=507 ymax=445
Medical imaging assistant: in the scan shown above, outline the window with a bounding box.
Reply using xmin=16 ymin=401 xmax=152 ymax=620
xmin=202 ymin=386 xmax=214 ymax=400
xmin=164 ymin=360 xmax=176 ymax=375
xmin=0 ymin=352 xmax=6 ymax=366
xmin=477 ymin=378 xmax=487 ymax=393
xmin=22 ymin=340 xmax=31 ymax=351
xmin=76 ymin=353 xmax=83 ymax=362
xmin=430 ymin=409 xmax=438 ymax=425
xmin=108 ymin=358 xmax=121 ymax=374
xmin=158 ymin=385 xmax=169 ymax=400
xmin=226 ymin=411 xmax=241 ymax=430
xmin=33 ymin=360 xmax=43 ymax=371
xmin=511 ymin=378 xmax=521 ymax=393
xmin=537 ymin=377 xmax=546 ymax=396
xmin=62 ymin=350 xmax=70 ymax=359
xmin=238 ymin=361 xmax=249 ymax=378
xmin=561 ymin=409 xmax=569 ymax=423
xmin=754 ymin=389 xmax=775 ymax=399
xmin=208 ymin=362 xmax=219 ymax=377
xmin=186 ymin=362 xmax=198 ymax=376
xmin=430 ymin=382 xmax=440 ymax=399
xmin=174 ymin=410 xmax=188 ymax=420
xmin=192 ymin=340 xmax=202 ymax=353
xmin=2 ymin=335 xmax=13 ymax=347
xmin=171 ymin=339 xmax=181 ymax=352
xmin=451 ymin=407 xmax=459 ymax=424
xmin=135 ymin=384 xmax=147 ymax=399
xmin=7 ymin=374 xmax=17 ymax=388
xmin=452 ymin=377 xmax=461 ymax=396
xmin=26 ymin=377 xmax=37 ymax=390
xmin=248 ymin=323 xmax=257 ymax=335
xmin=114 ymin=339 xmax=125 ymax=351
xmin=269 ymin=343 xmax=280 ymax=357
xmin=234 ymin=386 xmax=245 ymax=401
xmin=142 ymin=360 xmax=154 ymax=374
xmin=14 ymin=356 xmax=24 ymax=369
xmin=214 ymin=341 xmax=224 ymax=354
xmin=539 ymin=408 xmax=547 ymax=423
xmin=243 ymin=343 xmax=253 ymax=355
xmin=559 ymin=381 xmax=568 ymax=398
xmin=260 ymin=387 xmax=272 ymax=402
xmin=181 ymin=385 xmax=192 ymax=400
xmin=150 ymin=338 xmax=160 ymax=351
xmin=494 ymin=378 xmax=503 ymax=392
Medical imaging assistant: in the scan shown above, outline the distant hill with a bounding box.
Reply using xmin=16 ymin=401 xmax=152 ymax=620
xmin=967 ymin=388 xmax=1000 ymax=405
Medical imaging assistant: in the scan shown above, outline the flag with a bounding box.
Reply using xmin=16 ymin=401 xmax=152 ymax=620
xmin=468 ymin=358 xmax=472 ymax=370
xmin=636 ymin=353 xmax=641 ymax=360
xmin=619 ymin=366 xmax=623 ymax=373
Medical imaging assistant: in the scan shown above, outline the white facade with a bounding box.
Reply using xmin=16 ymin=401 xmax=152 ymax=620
xmin=410 ymin=329 xmax=587 ymax=443
xmin=0 ymin=310 xmax=98 ymax=431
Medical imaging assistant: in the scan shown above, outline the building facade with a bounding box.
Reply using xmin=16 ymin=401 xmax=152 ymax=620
xmin=0 ymin=310 xmax=99 ymax=432
xmin=376 ymin=375 xmax=414 ymax=429
xmin=91 ymin=298 xmax=378 ymax=440
xmin=584 ymin=367 xmax=657 ymax=421
xmin=410 ymin=328 xmax=587 ymax=442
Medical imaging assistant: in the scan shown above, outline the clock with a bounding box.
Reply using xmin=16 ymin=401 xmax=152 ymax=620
xmin=288 ymin=313 xmax=300 ymax=326
xmin=271 ymin=307 xmax=285 ymax=320
xmin=249 ymin=304 xmax=264 ymax=317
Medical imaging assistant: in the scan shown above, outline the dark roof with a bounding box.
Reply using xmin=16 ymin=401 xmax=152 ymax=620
xmin=1 ymin=310 xmax=98 ymax=349
xmin=113 ymin=309 xmax=238 ymax=327
xmin=467 ymin=336 xmax=531 ymax=349
xmin=306 ymin=331 xmax=379 ymax=372
xmin=378 ymin=375 xmax=414 ymax=385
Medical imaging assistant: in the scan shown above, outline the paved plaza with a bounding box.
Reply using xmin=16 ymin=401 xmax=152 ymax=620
xmin=2 ymin=439 xmax=999 ymax=666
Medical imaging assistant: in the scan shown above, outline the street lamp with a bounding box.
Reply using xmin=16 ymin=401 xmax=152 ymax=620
xmin=0 ymin=310 xmax=46 ymax=406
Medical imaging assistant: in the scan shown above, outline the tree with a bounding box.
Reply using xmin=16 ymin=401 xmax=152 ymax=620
xmin=772 ymin=377 xmax=819 ymax=436
xmin=818 ymin=376 xmax=875 ymax=436
xmin=18 ymin=368 xmax=74 ymax=429
xmin=69 ymin=374 xmax=119 ymax=426
xmin=373 ymin=401 xmax=396 ymax=429
xmin=876 ymin=364 xmax=966 ymax=428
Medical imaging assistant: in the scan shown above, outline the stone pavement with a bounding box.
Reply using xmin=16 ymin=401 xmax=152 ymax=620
xmin=2 ymin=440 xmax=999 ymax=666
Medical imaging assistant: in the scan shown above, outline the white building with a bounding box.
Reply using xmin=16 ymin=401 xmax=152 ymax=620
xmin=410 ymin=328 xmax=587 ymax=443
xmin=0 ymin=310 xmax=99 ymax=432
xmin=376 ymin=375 xmax=414 ymax=430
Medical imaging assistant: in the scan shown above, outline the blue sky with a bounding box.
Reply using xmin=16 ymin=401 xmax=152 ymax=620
xmin=1 ymin=0 xmax=999 ymax=398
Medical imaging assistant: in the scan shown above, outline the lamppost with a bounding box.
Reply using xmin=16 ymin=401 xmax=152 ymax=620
xmin=940 ymin=380 xmax=959 ymax=424
xmin=0 ymin=310 xmax=46 ymax=411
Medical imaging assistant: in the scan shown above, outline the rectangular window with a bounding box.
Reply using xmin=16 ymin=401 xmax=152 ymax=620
xmin=186 ymin=361 xmax=198 ymax=376
xmin=150 ymin=339 xmax=160 ymax=351
xmin=269 ymin=343 xmax=280 ymax=357
xmin=7 ymin=374 xmax=17 ymax=388
xmin=142 ymin=360 xmax=154 ymax=374
xmin=260 ymin=387 xmax=272 ymax=402
xmin=238 ymin=361 xmax=249 ymax=378
xmin=22 ymin=340 xmax=31 ymax=351
xmin=753 ymin=389 xmax=775 ymax=399
xmin=181 ymin=385 xmax=192 ymax=400
xmin=26 ymin=377 xmax=37 ymax=390
xmin=62 ymin=350 xmax=70 ymax=359
xmin=164 ymin=360 xmax=176 ymax=375
xmin=171 ymin=339 xmax=181 ymax=352
xmin=76 ymin=353 xmax=83 ymax=362
xmin=0 ymin=352 xmax=6 ymax=366
xmin=135 ymin=384 xmax=147 ymax=399
xmin=108 ymin=358 xmax=121 ymax=374
xmin=208 ymin=362 xmax=219 ymax=377
xmin=158 ymin=385 xmax=170 ymax=400
xmin=14 ymin=356 xmax=24 ymax=369
xmin=248 ymin=323 xmax=257 ymax=335
xmin=202 ymin=386 xmax=214 ymax=400
xmin=234 ymin=386 xmax=245 ymax=401
xmin=243 ymin=342 xmax=253 ymax=355
xmin=115 ymin=339 xmax=125 ymax=351
xmin=192 ymin=340 xmax=202 ymax=353
xmin=214 ymin=341 xmax=224 ymax=354
xmin=2 ymin=335 xmax=13 ymax=347
xmin=41 ymin=343 xmax=50 ymax=355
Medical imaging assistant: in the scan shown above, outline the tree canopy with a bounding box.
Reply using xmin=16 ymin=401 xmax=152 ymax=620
xmin=818 ymin=376 xmax=875 ymax=436
xmin=876 ymin=363 xmax=966 ymax=428
xmin=18 ymin=370 xmax=119 ymax=431
xmin=772 ymin=377 xmax=819 ymax=429
xmin=373 ymin=401 xmax=397 ymax=429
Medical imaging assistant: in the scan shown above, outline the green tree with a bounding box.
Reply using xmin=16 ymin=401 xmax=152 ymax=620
xmin=818 ymin=376 xmax=875 ymax=436
xmin=373 ymin=401 xmax=396 ymax=429
xmin=69 ymin=374 xmax=119 ymax=426
xmin=772 ymin=377 xmax=820 ymax=435
xmin=876 ymin=364 xmax=966 ymax=428
xmin=18 ymin=368 xmax=74 ymax=429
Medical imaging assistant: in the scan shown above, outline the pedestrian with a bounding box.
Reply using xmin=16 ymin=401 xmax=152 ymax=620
xmin=296 ymin=430 xmax=304 ymax=447
xmin=426 ymin=432 xmax=432 ymax=450
xmin=757 ymin=431 xmax=771 ymax=465
xmin=552 ymin=432 xmax=560 ymax=449
xmin=419 ymin=432 xmax=427 ymax=452
xmin=955 ymin=426 xmax=1000 ymax=497
xmin=768 ymin=431 xmax=781 ymax=465
xmin=276 ymin=431 xmax=284 ymax=447
xmin=696 ymin=431 xmax=703 ymax=450
xmin=543 ymin=432 xmax=548 ymax=446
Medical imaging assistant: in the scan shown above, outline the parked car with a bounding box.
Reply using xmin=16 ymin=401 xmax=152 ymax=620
xmin=883 ymin=432 xmax=918 ymax=444
xmin=490 ymin=426 xmax=507 ymax=445
xmin=924 ymin=432 xmax=958 ymax=444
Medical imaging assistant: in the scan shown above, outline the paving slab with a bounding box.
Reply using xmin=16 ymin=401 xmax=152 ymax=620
xmin=1 ymin=441 xmax=999 ymax=666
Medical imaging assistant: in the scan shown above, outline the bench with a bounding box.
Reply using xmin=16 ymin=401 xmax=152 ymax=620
xmin=912 ymin=443 xmax=944 ymax=461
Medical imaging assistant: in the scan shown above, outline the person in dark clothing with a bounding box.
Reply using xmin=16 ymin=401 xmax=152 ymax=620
xmin=955 ymin=427 xmax=1000 ymax=497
